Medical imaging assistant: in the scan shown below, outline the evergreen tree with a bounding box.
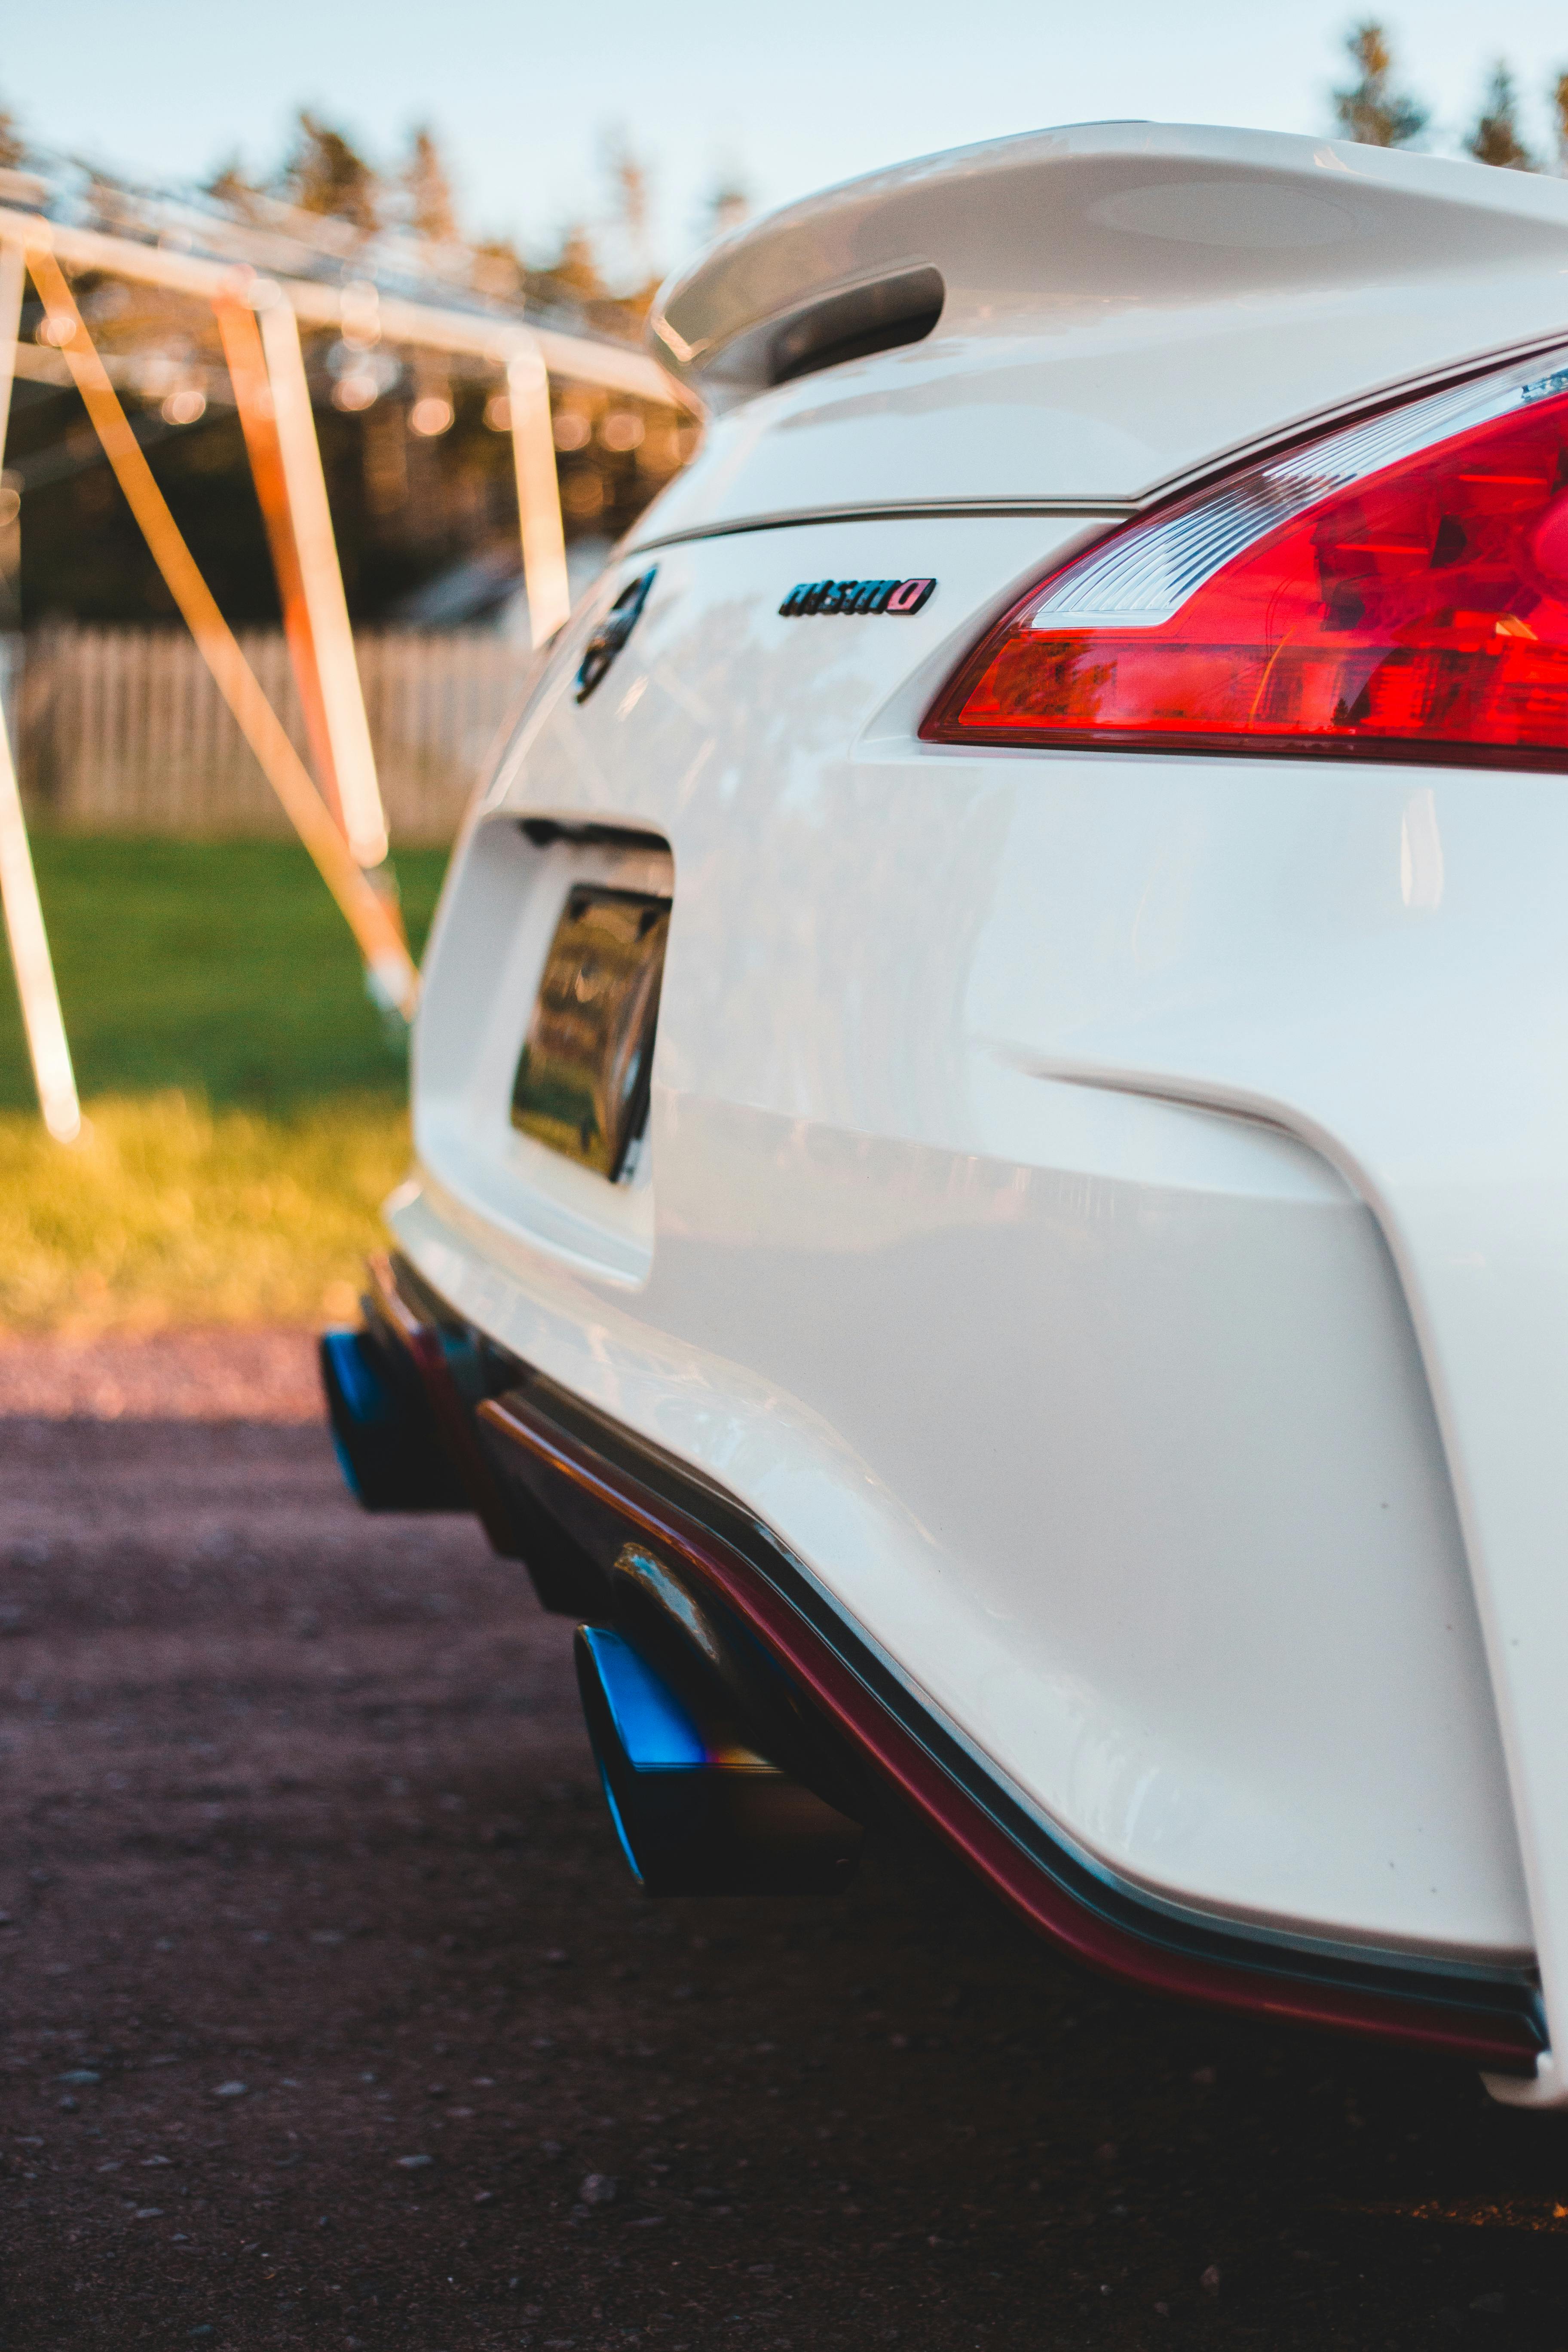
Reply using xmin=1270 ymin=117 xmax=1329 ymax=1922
xmin=547 ymin=226 xmax=606 ymax=305
xmin=1332 ymin=23 xmax=1428 ymax=147
xmin=1553 ymin=70 xmax=1568 ymax=175
xmin=0 ymin=95 xmax=26 ymax=172
xmin=205 ymin=155 xmax=260 ymax=214
xmin=1467 ymin=63 xmax=1536 ymax=170
xmin=402 ymin=126 xmax=459 ymax=246
xmin=281 ymin=110 xmax=380 ymax=233
xmin=603 ymin=131 xmax=653 ymax=288
xmin=470 ymin=238 xmax=524 ymax=300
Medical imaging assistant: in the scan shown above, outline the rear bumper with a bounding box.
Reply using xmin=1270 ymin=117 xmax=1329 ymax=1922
xmin=357 ymin=1247 xmax=1544 ymax=2075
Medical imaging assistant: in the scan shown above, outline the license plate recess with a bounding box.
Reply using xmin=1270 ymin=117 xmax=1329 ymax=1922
xmin=511 ymin=885 xmax=671 ymax=1181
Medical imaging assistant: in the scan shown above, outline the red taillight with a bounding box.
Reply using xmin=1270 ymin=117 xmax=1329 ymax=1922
xmin=923 ymin=358 xmax=1568 ymax=768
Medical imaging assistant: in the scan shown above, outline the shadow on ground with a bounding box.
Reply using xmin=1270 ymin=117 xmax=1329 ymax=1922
xmin=3 ymin=1391 xmax=1568 ymax=2349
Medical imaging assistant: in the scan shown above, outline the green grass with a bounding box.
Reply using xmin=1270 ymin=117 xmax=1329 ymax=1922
xmin=0 ymin=1093 xmax=412 ymax=1334
xmin=0 ymin=837 xmax=454 ymax=1333
xmin=0 ymin=836 xmax=451 ymax=1111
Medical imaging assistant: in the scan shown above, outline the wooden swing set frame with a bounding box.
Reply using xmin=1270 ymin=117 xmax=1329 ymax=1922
xmin=0 ymin=202 xmax=691 ymax=1140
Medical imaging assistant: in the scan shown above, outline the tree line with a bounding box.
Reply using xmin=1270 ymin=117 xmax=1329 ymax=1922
xmin=0 ymin=97 xmax=748 ymax=332
xmin=3 ymin=32 xmax=1562 ymax=335
xmin=1336 ymin=22 xmax=1565 ymax=170
xmin=205 ymin=113 xmax=731 ymax=323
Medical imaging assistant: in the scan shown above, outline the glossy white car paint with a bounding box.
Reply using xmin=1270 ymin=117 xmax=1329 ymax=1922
xmin=395 ymin=125 xmax=1568 ymax=2100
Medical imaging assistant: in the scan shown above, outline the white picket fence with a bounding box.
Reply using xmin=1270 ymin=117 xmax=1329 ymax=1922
xmin=6 ymin=625 xmax=532 ymax=844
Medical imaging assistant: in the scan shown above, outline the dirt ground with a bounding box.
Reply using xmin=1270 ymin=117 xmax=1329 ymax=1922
xmin=3 ymin=1332 xmax=1568 ymax=2352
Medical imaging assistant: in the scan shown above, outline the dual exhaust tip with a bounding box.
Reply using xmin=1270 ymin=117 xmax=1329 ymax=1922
xmin=576 ymin=1614 xmax=861 ymax=1897
xmin=321 ymin=1317 xmax=861 ymax=1898
xmin=576 ymin=1540 xmax=862 ymax=1897
xmin=318 ymin=1326 xmax=468 ymax=1513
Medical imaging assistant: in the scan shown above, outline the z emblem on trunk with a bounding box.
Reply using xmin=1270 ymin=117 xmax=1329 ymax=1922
xmin=576 ymin=567 xmax=657 ymax=703
xmin=779 ymin=576 xmax=936 ymax=617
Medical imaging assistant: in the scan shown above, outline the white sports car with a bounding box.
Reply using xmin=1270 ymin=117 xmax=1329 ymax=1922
xmin=322 ymin=122 xmax=1568 ymax=2106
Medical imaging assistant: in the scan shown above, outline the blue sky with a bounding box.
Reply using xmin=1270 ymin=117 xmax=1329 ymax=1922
xmin=8 ymin=1 xmax=1568 ymax=278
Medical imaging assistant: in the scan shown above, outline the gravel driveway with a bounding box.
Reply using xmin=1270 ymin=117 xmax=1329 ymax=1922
xmin=1 ymin=1332 xmax=1565 ymax=2349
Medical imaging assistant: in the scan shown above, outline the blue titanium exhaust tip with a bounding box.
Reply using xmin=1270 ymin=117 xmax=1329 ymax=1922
xmin=318 ymin=1326 xmax=466 ymax=1513
xmin=574 ymin=1623 xmax=861 ymax=1896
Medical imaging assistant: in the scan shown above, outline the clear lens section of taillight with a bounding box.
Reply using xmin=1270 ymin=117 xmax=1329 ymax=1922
xmin=922 ymin=352 xmax=1568 ymax=766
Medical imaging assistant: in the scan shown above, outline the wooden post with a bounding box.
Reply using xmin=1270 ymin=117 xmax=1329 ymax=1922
xmin=257 ymin=296 xmax=390 ymax=870
xmin=22 ymin=233 xmax=418 ymax=1016
xmin=507 ymin=337 xmax=572 ymax=647
xmin=213 ymin=289 xmax=347 ymax=839
xmin=0 ymin=236 xmax=81 ymax=1141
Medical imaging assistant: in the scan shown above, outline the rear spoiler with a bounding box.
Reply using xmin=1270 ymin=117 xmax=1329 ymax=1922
xmin=652 ymin=122 xmax=1568 ymax=413
xmin=632 ymin=124 xmax=1568 ymax=541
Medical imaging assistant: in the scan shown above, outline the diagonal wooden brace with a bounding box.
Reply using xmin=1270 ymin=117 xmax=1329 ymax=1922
xmin=0 ymin=236 xmax=80 ymax=1139
xmin=24 ymin=231 xmax=417 ymax=1018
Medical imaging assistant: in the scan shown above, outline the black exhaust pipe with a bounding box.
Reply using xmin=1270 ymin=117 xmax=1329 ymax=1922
xmin=575 ymin=1546 xmax=862 ymax=1896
